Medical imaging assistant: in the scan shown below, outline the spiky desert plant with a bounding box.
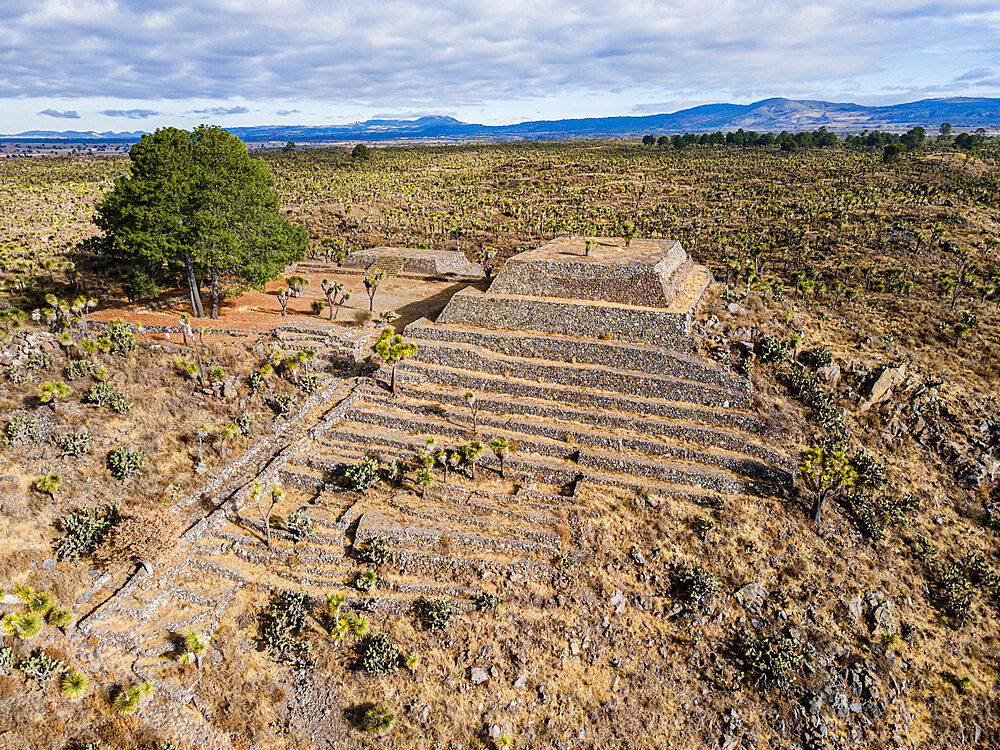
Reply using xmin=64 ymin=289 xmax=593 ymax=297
xmin=1 ymin=612 xmax=42 ymax=638
xmin=46 ymin=607 xmax=72 ymax=629
xmin=111 ymin=681 xmax=154 ymax=714
xmin=38 ymin=380 xmax=71 ymax=411
xmin=35 ymin=473 xmax=62 ymax=501
xmin=361 ymin=704 xmax=396 ymax=734
xmin=60 ymin=671 xmax=90 ymax=699
xmin=347 ymin=614 xmax=369 ymax=638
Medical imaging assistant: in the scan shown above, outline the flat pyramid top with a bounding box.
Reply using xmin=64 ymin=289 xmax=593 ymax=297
xmin=508 ymin=236 xmax=683 ymax=267
xmin=486 ymin=236 xmax=691 ymax=308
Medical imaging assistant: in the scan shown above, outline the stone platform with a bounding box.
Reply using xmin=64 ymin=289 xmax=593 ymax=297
xmin=336 ymin=246 xmax=483 ymax=277
xmin=438 ymin=235 xmax=712 ymax=349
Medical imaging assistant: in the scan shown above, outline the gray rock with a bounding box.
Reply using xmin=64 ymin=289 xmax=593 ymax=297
xmin=610 ymin=589 xmax=627 ymax=614
xmin=513 ymin=674 xmax=527 ymax=688
xmin=734 ymin=581 xmax=767 ymax=612
xmin=42 ymin=557 xmax=56 ymax=570
xmin=470 ymin=667 xmax=488 ymax=685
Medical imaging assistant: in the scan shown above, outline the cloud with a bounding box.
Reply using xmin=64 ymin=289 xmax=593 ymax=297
xmin=37 ymin=108 xmax=80 ymax=119
xmin=100 ymin=108 xmax=160 ymax=119
xmin=955 ymin=67 xmax=994 ymax=82
xmin=276 ymin=109 xmax=301 ymax=116
xmin=191 ymin=106 xmax=250 ymax=115
xmin=2 ymin=1 xmax=1000 ymax=110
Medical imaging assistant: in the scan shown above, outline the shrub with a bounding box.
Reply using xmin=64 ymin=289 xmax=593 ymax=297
xmin=416 ymin=597 xmax=454 ymax=631
xmin=260 ymin=592 xmax=313 ymax=668
xmin=57 ymin=429 xmax=92 ymax=457
xmin=298 ymin=374 xmax=320 ymax=393
xmin=17 ymin=649 xmax=68 ymax=685
xmin=361 ymin=704 xmax=396 ymax=733
xmin=92 ymin=508 xmax=180 ymax=569
xmin=310 ymin=300 xmax=325 ymax=315
xmin=268 ymin=393 xmax=297 ymax=415
xmin=360 ymin=634 xmax=400 ymax=674
xmin=473 ymin=591 xmax=498 ymax=611
xmin=106 ymin=446 xmax=145 ymax=480
xmin=358 ymin=534 xmax=394 ymax=567
xmin=344 ymin=458 xmax=381 ymax=492
xmin=55 ymin=504 xmax=122 ymax=560
xmin=758 ymin=335 xmax=792 ymax=363
xmin=84 ymin=382 xmax=132 ymax=413
xmin=733 ymin=630 xmax=803 ymax=695
xmin=800 ymin=346 xmax=833 ymax=368
xmin=64 ymin=359 xmax=94 ymax=381
xmin=105 ymin=319 xmax=138 ymax=356
xmin=671 ymin=563 xmax=722 ymax=613
xmin=4 ymin=415 xmax=38 ymax=446
xmin=284 ymin=509 xmax=316 ymax=541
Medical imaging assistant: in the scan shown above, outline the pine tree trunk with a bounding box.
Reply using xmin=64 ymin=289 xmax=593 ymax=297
xmin=184 ymin=254 xmax=205 ymax=317
xmin=210 ymin=261 xmax=220 ymax=319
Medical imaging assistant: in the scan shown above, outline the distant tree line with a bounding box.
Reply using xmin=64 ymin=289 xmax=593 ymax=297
xmin=641 ymin=124 xmax=991 ymax=154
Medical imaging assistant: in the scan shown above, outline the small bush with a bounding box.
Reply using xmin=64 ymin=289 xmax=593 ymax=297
xmin=17 ymin=649 xmax=68 ymax=685
xmin=284 ymin=509 xmax=316 ymax=541
xmin=298 ymin=374 xmax=321 ymax=393
xmin=758 ymin=335 xmax=792 ymax=363
xmin=344 ymin=458 xmax=381 ymax=492
xmin=84 ymin=382 xmax=132 ymax=413
xmin=268 ymin=393 xmax=297 ymax=415
xmin=4 ymin=415 xmax=38 ymax=446
xmin=55 ymin=504 xmax=122 ymax=560
xmin=106 ymin=447 xmax=146 ymax=480
xmin=360 ymin=634 xmax=400 ymax=674
xmin=358 ymin=535 xmax=394 ymax=567
xmin=416 ymin=597 xmax=454 ymax=631
xmin=473 ymin=591 xmax=498 ymax=611
xmin=110 ymin=681 xmax=154 ymax=714
xmin=57 ymin=429 xmax=92 ymax=457
xmin=800 ymin=346 xmax=833 ymax=368
xmin=733 ymin=630 xmax=803 ymax=695
xmin=64 ymin=359 xmax=94 ymax=381
xmin=105 ymin=319 xmax=138 ymax=356
xmin=671 ymin=563 xmax=722 ymax=614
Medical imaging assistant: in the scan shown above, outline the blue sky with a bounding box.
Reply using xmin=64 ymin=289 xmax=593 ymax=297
xmin=1 ymin=0 xmax=999 ymax=133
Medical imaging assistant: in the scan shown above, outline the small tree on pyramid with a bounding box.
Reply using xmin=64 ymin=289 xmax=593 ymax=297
xmin=375 ymin=326 xmax=418 ymax=397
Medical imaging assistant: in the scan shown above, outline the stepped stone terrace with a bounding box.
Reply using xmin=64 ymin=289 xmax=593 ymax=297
xmin=75 ymin=237 xmax=792 ymax=737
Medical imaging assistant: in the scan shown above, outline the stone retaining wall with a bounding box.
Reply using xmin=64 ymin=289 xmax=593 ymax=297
xmin=407 ymin=342 xmax=747 ymax=409
xmin=437 ymin=288 xmax=693 ymax=348
xmin=395 ymin=363 xmax=761 ymax=432
xmin=405 ymin=319 xmax=743 ymax=390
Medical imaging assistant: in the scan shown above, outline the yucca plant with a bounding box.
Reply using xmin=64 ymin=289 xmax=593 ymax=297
xmin=361 ymin=704 xmax=396 ymax=734
xmin=46 ymin=607 xmax=72 ymax=629
xmin=111 ymin=680 xmax=154 ymax=714
xmin=60 ymin=671 xmax=90 ymax=699
xmin=1 ymin=612 xmax=42 ymax=638
xmin=347 ymin=614 xmax=369 ymax=638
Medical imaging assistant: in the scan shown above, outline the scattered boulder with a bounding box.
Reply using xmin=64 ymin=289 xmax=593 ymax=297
xmin=860 ymin=364 xmax=907 ymax=411
xmin=734 ymin=581 xmax=767 ymax=613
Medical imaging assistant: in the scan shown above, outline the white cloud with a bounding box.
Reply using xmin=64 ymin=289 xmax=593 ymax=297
xmin=1 ymin=1 xmax=998 ymax=129
xmin=37 ymin=108 xmax=79 ymax=118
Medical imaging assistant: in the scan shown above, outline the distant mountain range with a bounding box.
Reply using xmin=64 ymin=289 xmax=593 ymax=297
xmin=5 ymin=97 xmax=1000 ymax=144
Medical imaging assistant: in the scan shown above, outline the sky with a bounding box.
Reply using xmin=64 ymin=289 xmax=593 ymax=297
xmin=1 ymin=0 xmax=999 ymax=133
